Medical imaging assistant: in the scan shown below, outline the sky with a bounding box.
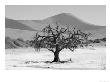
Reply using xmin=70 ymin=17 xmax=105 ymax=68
xmin=5 ymin=5 xmax=106 ymax=26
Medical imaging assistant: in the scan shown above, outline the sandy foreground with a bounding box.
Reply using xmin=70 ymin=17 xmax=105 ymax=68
xmin=5 ymin=47 xmax=106 ymax=70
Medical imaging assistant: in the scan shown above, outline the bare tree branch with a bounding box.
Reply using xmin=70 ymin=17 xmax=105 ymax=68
xmin=33 ymin=24 xmax=90 ymax=54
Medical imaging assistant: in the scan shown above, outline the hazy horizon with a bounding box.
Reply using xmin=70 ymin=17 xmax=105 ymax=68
xmin=5 ymin=5 xmax=106 ymax=26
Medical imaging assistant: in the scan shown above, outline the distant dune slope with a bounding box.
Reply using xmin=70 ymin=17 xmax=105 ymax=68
xmin=5 ymin=37 xmax=30 ymax=49
xmin=5 ymin=18 xmax=36 ymax=31
xmin=5 ymin=28 xmax=36 ymax=40
xmin=43 ymin=13 xmax=105 ymax=31
xmin=5 ymin=37 xmax=18 ymax=49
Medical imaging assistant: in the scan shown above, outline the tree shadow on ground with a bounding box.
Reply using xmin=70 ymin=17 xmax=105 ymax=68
xmin=24 ymin=58 xmax=73 ymax=64
xmin=44 ymin=60 xmax=73 ymax=64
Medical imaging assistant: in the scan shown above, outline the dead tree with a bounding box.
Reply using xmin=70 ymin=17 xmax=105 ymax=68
xmin=33 ymin=23 xmax=90 ymax=62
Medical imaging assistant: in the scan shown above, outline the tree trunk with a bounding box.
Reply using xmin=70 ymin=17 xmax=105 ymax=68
xmin=52 ymin=51 xmax=60 ymax=62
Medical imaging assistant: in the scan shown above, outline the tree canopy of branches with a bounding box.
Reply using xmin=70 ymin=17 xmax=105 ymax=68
xmin=33 ymin=23 xmax=90 ymax=62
